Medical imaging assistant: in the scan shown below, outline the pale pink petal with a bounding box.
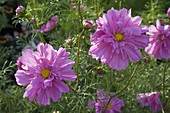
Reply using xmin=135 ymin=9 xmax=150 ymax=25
xmin=15 ymin=70 xmax=33 ymax=86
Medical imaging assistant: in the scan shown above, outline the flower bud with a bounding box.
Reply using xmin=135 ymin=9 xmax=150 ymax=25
xmin=97 ymin=67 xmax=103 ymax=75
xmin=65 ymin=38 xmax=73 ymax=45
xmin=15 ymin=6 xmax=25 ymax=16
xmin=144 ymin=56 xmax=151 ymax=63
xmin=83 ymin=20 xmax=93 ymax=29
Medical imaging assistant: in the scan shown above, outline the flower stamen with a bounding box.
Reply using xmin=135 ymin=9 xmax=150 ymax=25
xmin=41 ymin=69 xmax=50 ymax=79
xmin=114 ymin=33 xmax=123 ymax=42
xmin=158 ymin=34 xmax=162 ymax=41
xmin=107 ymin=103 xmax=112 ymax=109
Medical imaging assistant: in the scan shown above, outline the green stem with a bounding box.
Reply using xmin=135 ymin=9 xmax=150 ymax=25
xmin=163 ymin=61 xmax=168 ymax=103
xmin=32 ymin=0 xmax=46 ymax=44
xmin=38 ymin=33 xmax=46 ymax=44
xmin=68 ymin=84 xmax=78 ymax=94
xmin=119 ymin=0 xmax=122 ymax=10
xmin=105 ymin=74 xmax=110 ymax=94
xmin=102 ymin=62 xmax=140 ymax=113
xmin=78 ymin=0 xmax=83 ymax=27
xmin=76 ymin=30 xmax=84 ymax=84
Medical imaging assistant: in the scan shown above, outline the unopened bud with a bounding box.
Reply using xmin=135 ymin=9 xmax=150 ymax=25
xmin=65 ymin=39 xmax=73 ymax=45
xmin=144 ymin=56 xmax=151 ymax=63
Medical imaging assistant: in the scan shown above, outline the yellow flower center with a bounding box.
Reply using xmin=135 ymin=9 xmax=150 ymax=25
xmin=107 ymin=103 xmax=112 ymax=109
xmin=158 ymin=34 xmax=162 ymax=41
xmin=41 ymin=69 xmax=50 ymax=79
xmin=114 ymin=33 xmax=123 ymax=42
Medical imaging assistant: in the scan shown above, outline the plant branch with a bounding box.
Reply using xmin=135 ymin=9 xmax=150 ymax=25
xmin=102 ymin=62 xmax=140 ymax=113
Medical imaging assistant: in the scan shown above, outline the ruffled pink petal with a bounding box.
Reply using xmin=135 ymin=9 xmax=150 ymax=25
xmin=15 ymin=70 xmax=33 ymax=86
xmin=20 ymin=49 xmax=37 ymax=67
xmin=48 ymin=86 xmax=61 ymax=102
xmin=59 ymin=70 xmax=76 ymax=81
xmin=124 ymin=44 xmax=141 ymax=62
xmin=108 ymin=50 xmax=129 ymax=70
xmin=38 ymin=89 xmax=50 ymax=105
xmin=132 ymin=16 xmax=142 ymax=25
xmin=89 ymin=41 xmax=110 ymax=60
xmin=54 ymin=81 xmax=69 ymax=92
xmin=23 ymin=85 xmax=37 ymax=101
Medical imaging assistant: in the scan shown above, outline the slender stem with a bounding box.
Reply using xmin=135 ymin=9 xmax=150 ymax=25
xmin=38 ymin=32 xmax=46 ymax=43
xmin=102 ymin=62 xmax=140 ymax=113
xmin=156 ymin=78 xmax=168 ymax=88
xmin=105 ymin=74 xmax=110 ymax=94
xmin=119 ymin=0 xmax=122 ymax=10
xmin=76 ymin=30 xmax=84 ymax=84
xmin=33 ymin=0 xmax=46 ymax=44
xmin=68 ymin=84 xmax=78 ymax=94
xmin=78 ymin=0 xmax=83 ymax=27
xmin=163 ymin=61 xmax=168 ymax=103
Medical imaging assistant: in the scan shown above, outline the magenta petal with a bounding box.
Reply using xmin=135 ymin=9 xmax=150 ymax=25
xmin=132 ymin=16 xmax=142 ymax=25
xmin=88 ymin=101 xmax=96 ymax=108
xmin=48 ymin=86 xmax=61 ymax=102
xmin=124 ymin=44 xmax=141 ymax=62
xmin=54 ymin=81 xmax=69 ymax=92
xmin=39 ymin=16 xmax=57 ymax=33
xmin=21 ymin=49 xmax=37 ymax=67
xmin=60 ymin=72 xmax=77 ymax=81
xmin=15 ymin=70 xmax=33 ymax=86
xmin=38 ymin=89 xmax=50 ymax=106
xmin=108 ymin=50 xmax=129 ymax=70
xmin=23 ymin=85 xmax=37 ymax=101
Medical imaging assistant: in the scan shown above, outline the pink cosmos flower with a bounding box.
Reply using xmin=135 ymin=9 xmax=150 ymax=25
xmin=88 ymin=89 xmax=124 ymax=113
xmin=137 ymin=93 xmax=150 ymax=107
xmin=145 ymin=20 xmax=170 ymax=59
xmin=167 ymin=7 xmax=170 ymax=18
xmin=89 ymin=8 xmax=149 ymax=70
xmin=15 ymin=5 xmax=25 ymax=15
xmin=40 ymin=16 xmax=58 ymax=33
xmin=15 ymin=43 xmax=76 ymax=105
xmin=137 ymin=92 xmax=163 ymax=112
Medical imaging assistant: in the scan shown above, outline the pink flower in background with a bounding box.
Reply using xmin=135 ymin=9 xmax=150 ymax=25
xmin=137 ymin=92 xmax=163 ymax=112
xmin=71 ymin=2 xmax=87 ymax=10
xmin=80 ymin=5 xmax=87 ymax=10
xmin=145 ymin=19 xmax=170 ymax=59
xmin=89 ymin=8 xmax=149 ymax=70
xmin=40 ymin=16 xmax=58 ymax=33
xmin=71 ymin=2 xmax=76 ymax=9
xmin=88 ymin=100 xmax=95 ymax=108
xmin=88 ymin=89 xmax=124 ymax=113
xmin=15 ymin=43 xmax=76 ymax=105
xmin=167 ymin=7 xmax=170 ymax=18
xmin=15 ymin=5 xmax=25 ymax=15
xmin=137 ymin=93 xmax=150 ymax=107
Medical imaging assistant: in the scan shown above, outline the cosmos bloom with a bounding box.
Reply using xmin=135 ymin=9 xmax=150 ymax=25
xmin=40 ymin=16 xmax=58 ymax=33
xmin=167 ymin=7 xmax=170 ymax=18
xmin=137 ymin=92 xmax=163 ymax=112
xmin=88 ymin=89 xmax=124 ymax=113
xmin=15 ymin=43 xmax=76 ymax=105
xmin=145 ymin=20 xmax=170 ymax=59
xmin=15 ymin=5 xmax=25 ymax=15
xmin=89 ymin=8 xmax=149 ymax=70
